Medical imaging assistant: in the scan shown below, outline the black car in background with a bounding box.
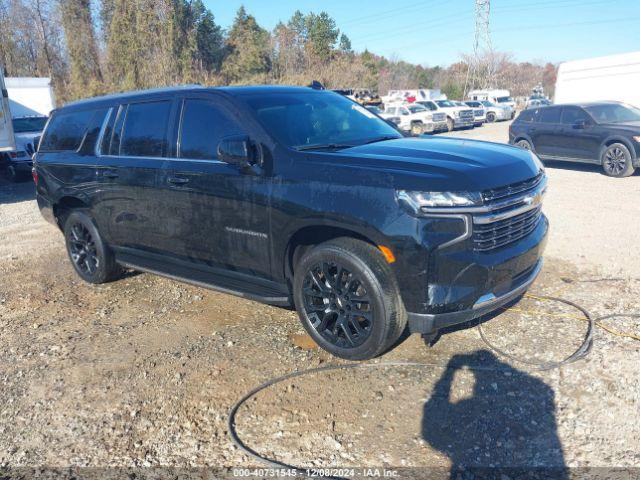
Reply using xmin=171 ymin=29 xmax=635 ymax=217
xmin=509 ymin=101 xmax=640 ymax=177
xmin=34 ymin=85 xmax=547 ymax=360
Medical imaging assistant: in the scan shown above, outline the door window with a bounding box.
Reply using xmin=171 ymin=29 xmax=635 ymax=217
xmin=120 ymin=101 xmax=171 ymax=157
xmin=539 ymin=107 xmax=561 ymax=124
xmin=561 ymin=107 xmax=591 ymax=125
xmin=178 ymin=99 xmax=244 ymax=160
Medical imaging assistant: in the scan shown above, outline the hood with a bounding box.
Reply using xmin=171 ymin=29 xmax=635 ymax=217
xmin=327 ymin=137 xmax=541 ymax=192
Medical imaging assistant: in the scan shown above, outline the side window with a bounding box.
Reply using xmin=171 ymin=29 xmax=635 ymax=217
xmin=100 ymin=108 xmax=117 ymax=154
xmin=120 ymin=101 xmax=171 ymax=157
xmin=109 ymin=105 xmax=126 ymax=155
xmin=539 ymin=107 xmax=561 ymax=124
xmin=517 ymin=109 xmax=534 ymax=123
xmin=561 ymin=107 xmax=591 ymax=125
xmin=39 ymin=109 xmax=95 ymax=152
xmin=179 ymin=99 xmax=244 ymax=160
xmin=400 ymin=108 xmax=409 ymax=116
xmin=78 ymin=108 xmax=108 ymax=155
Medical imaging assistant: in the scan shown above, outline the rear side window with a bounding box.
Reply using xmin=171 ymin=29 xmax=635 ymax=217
xmin=78 ymin=108 xmax=108 ymax=155
xmin=179 ymin=99 xmax=243 ymax=160
xmin=40 ymin=109 xmax=95 ymax=152
xmin=120 ymin=101 xmax=171 ymax=157
xmin=539 ymin=107 xmax=561 ymax=124
xmin=517 ymin=109 xmax=535 ymax=123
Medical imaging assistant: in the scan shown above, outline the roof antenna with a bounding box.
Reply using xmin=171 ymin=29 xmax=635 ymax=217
xmin=308 ymin=80 xmax=325 ymax=90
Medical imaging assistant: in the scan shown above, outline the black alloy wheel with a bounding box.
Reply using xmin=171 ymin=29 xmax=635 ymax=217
xmin=301 ymin=261 xmax=373 ymax=348
xmin=63 ymin=210 xmax=122 ymax=284
xmin=67 ymin=222 xmax=99 ymax=276
xmin=516 ymin=139 xmax=532 ymax=151
xmin=602 ymin=143 xmax=635 ymax=177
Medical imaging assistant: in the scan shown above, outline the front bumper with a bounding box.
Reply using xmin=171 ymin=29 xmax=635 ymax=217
xmin=454 ymin=118 xmax=474 ymax=128
xmin=407 ymin=259 xmax=543 ymax=333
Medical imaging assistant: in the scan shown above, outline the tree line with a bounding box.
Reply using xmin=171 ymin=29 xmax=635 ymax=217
xmin=0 ymin=0 xmax=558 ymax=103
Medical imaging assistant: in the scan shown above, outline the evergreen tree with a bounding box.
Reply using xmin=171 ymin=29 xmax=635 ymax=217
xmin=339 ymin=33 xmax=352 ymax=54
xmin=222 ymin=6 xmax=271 ymax=83
xmin=305 ymin=12 xmax=338 ymax=62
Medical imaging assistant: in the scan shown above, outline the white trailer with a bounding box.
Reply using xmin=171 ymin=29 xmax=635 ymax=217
xmin=0 ymin=68 xmax=16 ymax=152
xmin=554 ymin=51 xmax=640 ymax=108
xmin=467 ymin=89 xmax=515 ymax=110
xmin=5 ymin=77 xmax=55 ymax=117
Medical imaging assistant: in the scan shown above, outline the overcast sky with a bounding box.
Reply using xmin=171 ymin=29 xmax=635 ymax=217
xmin=205 ymin=0 xmax=640 ymax=66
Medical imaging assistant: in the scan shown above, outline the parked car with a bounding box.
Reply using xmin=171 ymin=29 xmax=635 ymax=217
xmin=468 ymin=89 xmax=516 ymax=111
xmin=416 ymin=100 xmax=474 ymax=131
xmin=509 ymin=101 xmax=640 ymax=177
xmin=477 ymin=100 xmax=512 ymax=123
xmin=0 ymin=115 xmax=48 ymax=181
xmin=382 ymin=103 xmax=438 ymax=135
xmin=462 ymin=101 xmax=487 ymax=126
xmin=526 ymin=98 xmax=551 ymax=109
xmin=34 ymin=85 xmax=548 ymax=360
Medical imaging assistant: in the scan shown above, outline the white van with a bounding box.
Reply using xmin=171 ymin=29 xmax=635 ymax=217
xmin=554 ymin=51 xmax=640 ymax=108
xmin=0 ymin=68 xmax=16 ymax=152
xmin=467 ymin=89 xmax=516 ymax=113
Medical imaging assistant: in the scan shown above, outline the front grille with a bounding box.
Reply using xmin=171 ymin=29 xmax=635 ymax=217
xmin=473 ymin=206 xmax=543 ymax=251
xmin=459 ymin=109 xmax=474 ymax=120
xmin=433 ymin=113 xmax=446 ymax=122
xmin=474 ymin=109 xmax=484 ymax=116
xmin=472 ymin=173 xmax=546 ymax=252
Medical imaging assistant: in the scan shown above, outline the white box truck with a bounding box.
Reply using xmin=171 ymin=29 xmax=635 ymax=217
xmin=0 ymin=68 xmax=16 ymax=152
xmin=555 ymin=51 xmax=640 ymax=108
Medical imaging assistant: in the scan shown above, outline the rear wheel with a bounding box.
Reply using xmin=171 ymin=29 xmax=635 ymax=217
xmin=293 ymin=238 xmax=406 ymax=360
xmin=601 ymin=143 xmax=635 ymax=177
xmin=64 ymin=210 xmax=122 ymax=284
xmin=516 ymin=139 xmax=533 ymax=151
xmin=410 ymin=122 xmax=425 ymax=136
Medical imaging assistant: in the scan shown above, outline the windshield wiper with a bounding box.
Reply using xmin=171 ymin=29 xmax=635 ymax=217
xmin=362 ymin=135 xmax=402 ymax=145
xmin=294 ymin=143 xmax=354 ymax=151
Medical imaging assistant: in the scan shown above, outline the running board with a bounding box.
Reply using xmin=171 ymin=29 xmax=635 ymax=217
xmin=115 ymin=249 xmax=291 ymax=307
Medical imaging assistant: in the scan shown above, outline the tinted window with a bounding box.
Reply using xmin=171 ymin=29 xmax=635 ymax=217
xmin=40 ymin=109 xmax=95 ymax=152
xmin=100 ymin=108 xmax=116 ymax=154
xmin=120 ymin=101 xmax=171 ymax=157
xmin=13 ymin=116 xmax=48 ymax=133
xmin=539 ymin=107 xmax=561 ymax=124
xmin=179 ymin=99 xmax=244 ymax=160
xmin=585 ymin=103 xmax=640 ymax=123
xmin=561 ymin=107 xmax=591 ymax=125
xmin=78 ymin=108 xmax=108 ymax=155
xmin=517 ymin=110 xmax=535 ymax=123
xmin=243 ymin=91 xmax=400 ymax=149
xmin=109 ymin=105 xmax=126 ymax=155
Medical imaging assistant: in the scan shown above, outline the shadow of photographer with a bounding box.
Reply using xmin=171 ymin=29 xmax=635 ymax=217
xmin=422 ymin=349 xmax=567 ymax=479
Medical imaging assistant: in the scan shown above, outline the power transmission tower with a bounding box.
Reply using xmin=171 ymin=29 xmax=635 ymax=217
xmin=464 ymin=0 xmax=493 ymax=97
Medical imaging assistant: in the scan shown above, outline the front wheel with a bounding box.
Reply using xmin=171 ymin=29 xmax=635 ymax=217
xmin=410 ymin=122 xmax=425 ymax=136
xmin=64 ymin=210 xmax=122 ymax=284
xmin=601 ymin=143 xmax=635 ymax=177
xmin=293 ymin=238 xmax=406 ymax=360
xmin=446 ymin=118 xmax=454 ymax=132
xmin=486 ymin=112 xmax=496 ymax=123
xmin=516 ymin=139 xmax=533 ymax=151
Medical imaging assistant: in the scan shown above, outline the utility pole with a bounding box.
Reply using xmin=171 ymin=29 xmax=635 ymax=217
xmin=464 ymin=0 xmax=493 ymax=98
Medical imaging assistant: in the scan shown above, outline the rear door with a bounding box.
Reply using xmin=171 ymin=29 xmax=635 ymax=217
xmin=531 ymin=106 xmax=563 ymax=157
xmin=157 ymin=93 xmax=273 ymax=278
xmin=95 ymin=97 xmax=178 ymax=252
xmin=558 ymin=106 xmax=601 ymax=161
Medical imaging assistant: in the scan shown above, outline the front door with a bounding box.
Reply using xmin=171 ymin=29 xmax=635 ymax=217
xmin=557 ymin=106 xmax=601 ymax=161
xmin=157 ymin=94 xmax=272 ymax=279
xmin=531 ymin=106 xmax=563 ymax=157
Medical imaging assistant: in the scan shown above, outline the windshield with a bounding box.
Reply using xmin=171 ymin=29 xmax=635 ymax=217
xmin=12 ymin=116 xmax=48 ymax=133
xmin=466 ymin=102 xmax=480 ymax=107
xmin=435 ymin=100 xmax=455 ymax=108
xmin=417 ymin=101 xmax=437 ymax=111
xmin=407 ymin=104 xmax=426 ymax=113
xmin=242 ymin=91 xmax=401 ymax=149
xmin=481 ymin=100 xmax=496 ymax=107
xmin=585 ymin=104 xmax=640 ymax=124
xmin=496 ymin=96 xmax=512 ymax=103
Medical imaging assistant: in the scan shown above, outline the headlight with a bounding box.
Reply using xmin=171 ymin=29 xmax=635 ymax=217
xmin=396 ymin=190 xmax=483 ymax=214
xmin=453 ymin=111 xmax=460 ymax=118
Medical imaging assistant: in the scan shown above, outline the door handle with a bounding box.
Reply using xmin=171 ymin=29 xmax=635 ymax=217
xmin=168 ymin=175 xmax=189 ymax=185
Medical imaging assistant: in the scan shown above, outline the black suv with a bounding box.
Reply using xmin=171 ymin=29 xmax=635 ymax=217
xmin=34 ymin=85 xmax=548 ymax=360
xmin=509 ymin=101 xmax=640 ymax=177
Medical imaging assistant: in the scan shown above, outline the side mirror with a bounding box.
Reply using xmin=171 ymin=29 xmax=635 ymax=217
xmin=217 ymin=135 xmax=257 ymax=168
xmin=573 ymin=119 xmax=588 ymax=129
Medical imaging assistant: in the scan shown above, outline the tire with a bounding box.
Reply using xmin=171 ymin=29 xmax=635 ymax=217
xmin=2 ymin=165 xmax=20 ymax=182
xmin=486 ymin=112 xmax=496 ymax=123
xmin=515 ymin=139 xmax=533 ymax=151
xmin=63 ymin=210 xmax=122 ymax=284
xmin=446 ymin=117 xmax=454 ymax=132
xmin=293 ymin=237 xmax=407 ymax=360
xmin=410 ymin=122 xmax=424 ymax=136
xmin=601 ymin=143 xmax=635 ymax=178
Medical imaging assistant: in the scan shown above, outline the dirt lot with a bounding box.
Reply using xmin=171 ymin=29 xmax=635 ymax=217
xmin=1 ymin=123 xmax=639 ymax=478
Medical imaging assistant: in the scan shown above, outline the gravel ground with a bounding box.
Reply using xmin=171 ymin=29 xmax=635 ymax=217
xmin=0 ymin=128 xmax=639 ymax=479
